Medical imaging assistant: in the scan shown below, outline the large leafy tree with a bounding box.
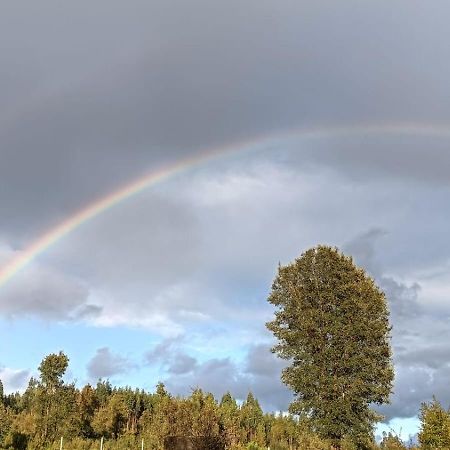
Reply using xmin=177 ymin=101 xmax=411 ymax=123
xmin=267 ymin=246 xmax=394 ymax=447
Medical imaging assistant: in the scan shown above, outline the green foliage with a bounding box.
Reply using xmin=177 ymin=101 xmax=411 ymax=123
xmin=95 ymin=380 xmax=112 ymax=407
xmin=77 ymin=385 xmax=99 ymax=438
xmin=0 ymin=404 xmax=11 ymax=445
xmin=0 ymin=350 xmax=334 ymax=450
xmin=240 ymin=393 xmax=264 ymax=445
xmin=26 ymin=353 xmax=77 ymax=448
xmin=267 ymin=246 xmax=394 ymax=447
xmin=379 ymin=432 xmax=407 ymax=450
xmin=38 ymin=352 xmax=69 ymax=390
xmin=155 ymin=382 xmax=169 ymax=398
xmin=246 ymin=442 xmax=264 ymax=450
xmin=419 ymin=397 xmax=450 ymax=449
xmin=0 ymin=348 xmax=428 ymax=450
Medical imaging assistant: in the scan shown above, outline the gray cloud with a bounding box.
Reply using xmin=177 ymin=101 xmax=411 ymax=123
xmin=145 ymin=336 xmax=183 ymax=362
xmin=145 ymin=336 xmax=197 ymax=374
xmin=344 ymin=229 xmax=422 ymax=320
xmin=298 ymin=139 xmax=450 ymax=186
xmin=377 ymin=359 xmax=450 ymax=420
xmin=396 ymin=343 xmax=450 ymax=370
xmin=87 ymin=347 xmax=134 ymax=380
xmin=167 ymin=353 xmax=198 ymax=375
xmin=344 ymin=229 xmax=450 ymax=421
xmin=152 ymin=340 xmax=291 ymax=412
xmin=3 ymin=0 xmax=450 ymax=240
xmin=245 ymin=343 xmax=287 ymax=379
xmin=344 ymin=228 xmax=387 ymax=277
xmin=0 ymin=367 xmax=30 ymax=393
xmin=0 ymin=246 xmax=99 ymax=322
xmin=164 ymin=358 xmax=246 ymax=399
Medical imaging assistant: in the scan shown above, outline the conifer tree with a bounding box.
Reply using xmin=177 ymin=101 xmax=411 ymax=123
xmin=219 ymin=393 xmax=240 ymax=447
xmin=267 ymin=246 xmax=394 ymax=447
xmin=77 ymin=384 xmax=99 ymax=438
xmin=418 ymin=397 xmax=450 ymax=449
xmin=241 ymin=392 xmax=265 ymax=446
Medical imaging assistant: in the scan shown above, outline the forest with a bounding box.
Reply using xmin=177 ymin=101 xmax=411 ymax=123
xmin=0 ymin=351 xmax=343 ymax=450
xmin=0 ymin=351 xmax=446 ymax=450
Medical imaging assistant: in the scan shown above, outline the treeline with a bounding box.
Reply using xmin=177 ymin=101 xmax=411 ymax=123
xmin=0 ymin=351 xmax=428 ymax=450
xmin=0 ymin=352 xmax=325 ymax=450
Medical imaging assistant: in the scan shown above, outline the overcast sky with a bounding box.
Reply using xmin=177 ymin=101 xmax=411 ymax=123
xmin=2 ymin=0 xmax=450 ymax=439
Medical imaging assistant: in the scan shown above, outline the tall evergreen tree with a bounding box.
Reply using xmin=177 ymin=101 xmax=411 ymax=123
xmin=241 ymin=392 xmax=265 ymax=446
xmin=77 ymin=384 xmax=99 ymax=438
xmin=219 ymin=393 xmax=240 ymax=447
xmin=267 ymin=246 xmax=394 ymax=447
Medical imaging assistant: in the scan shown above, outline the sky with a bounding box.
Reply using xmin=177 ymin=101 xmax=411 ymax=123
xmin=2 ymin=0 xmax=450 ymax=440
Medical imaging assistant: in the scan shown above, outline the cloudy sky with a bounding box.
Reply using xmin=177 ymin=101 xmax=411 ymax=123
xmin=2 ymin=0 xmax=450 ymax=438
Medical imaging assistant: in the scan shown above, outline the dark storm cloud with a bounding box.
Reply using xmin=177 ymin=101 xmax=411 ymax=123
xmin=87 ymin=347 xmax=134 ymax=380
xmin=3 ymin=0 xmax=450 ymax=239
xmin=299 ymin=139 xmax=450 ymax=186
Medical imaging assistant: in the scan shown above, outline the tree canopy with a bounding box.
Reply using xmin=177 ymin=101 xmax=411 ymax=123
xmin=0 ymin=353 xmax=327 ymax=450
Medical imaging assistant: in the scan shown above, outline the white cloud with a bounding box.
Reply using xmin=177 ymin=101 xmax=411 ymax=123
xmin=0 ymin=367 xmax=29 ymax=393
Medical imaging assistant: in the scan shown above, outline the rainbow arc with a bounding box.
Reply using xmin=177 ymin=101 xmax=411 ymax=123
xmin=1 ymin=122 xmax=449 ymax=288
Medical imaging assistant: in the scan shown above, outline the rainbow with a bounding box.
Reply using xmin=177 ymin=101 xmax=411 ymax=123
xmin=1 ymin=121 xmax=450 ymax=288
